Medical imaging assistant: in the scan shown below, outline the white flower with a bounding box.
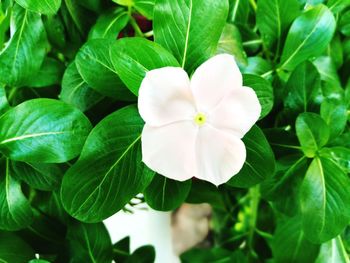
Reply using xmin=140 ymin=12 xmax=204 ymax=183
xmin=138 ymin=54 xmax=261 ymax=186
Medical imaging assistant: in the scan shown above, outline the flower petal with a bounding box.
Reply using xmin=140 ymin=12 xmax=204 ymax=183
xmin=190 ymin=54 xmax=242 ymax=112
xmin=209 ymin=86 xmax=261 ymax=138
xmin=138 ymin=67 xmax=196 ymax=126
xmin=141 ymin=122 xmax=197 ymax=181
xmin=195 ymin=126 xmax=246 ymax=186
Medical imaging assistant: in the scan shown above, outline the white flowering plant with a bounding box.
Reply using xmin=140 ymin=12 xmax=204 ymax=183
xmin=0 ymin=0 xmax=349 ymax=262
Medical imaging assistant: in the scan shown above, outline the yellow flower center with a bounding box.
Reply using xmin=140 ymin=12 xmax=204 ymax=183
xmin=194 ymin=113 xmax=207 ymax=126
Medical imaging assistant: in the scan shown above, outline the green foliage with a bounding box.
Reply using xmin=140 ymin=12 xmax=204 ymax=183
xmin=0 ymin=0 xmax=349 ymax=261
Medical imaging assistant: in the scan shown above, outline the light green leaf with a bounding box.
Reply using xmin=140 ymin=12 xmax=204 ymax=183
xmin=15 ymin=0 xmax=61 ymax=15
xmin=320 ymin=147 xmax=350 ymax=173
xmin=340 ymin=10 xmax=350 ymax=36
xmin=256 ymin=0 xmax=300 ymax=49
xmin=28 ymin=57 xmax=65 ymax=88
xmin=279 ymin=5 xmax=336 ymax=71
xmin=144 ymin=174 xmax=191 ymax=211
xmin=67 ymin=221 xmax=113 ymax=263
xmin=11 ymin=161 xmax=62 ymax=191
xmin=327 ymin=0 xmax=350 ymax=13
xmin=0 ymin=158 xmax=33 ymax=230
xmin=240 ymin=57 xmax=272 ymax=76
xmin=315 ymin=236 xmax=350 ymax=263
xmin=89 ymin=8 xmax=129 ymax=39
xmin=217 ymin=23 xmax=247 ymax=66
xmin=110 ymin=37 xmax=179 ymax=95
xmin=0 ymin=85 xmax=9 ymax=116
xmin=300 ymin=157 xmax=350 ymax=243
xmin=243 ymin=74 xmax=274 ymax=119
xmin=272 ymin=216 xmax=320 ymax=263
xmin=134 ymin=0 xmax=155 ymax=19
xmin=320 ymin=98 xmax=347 ymax=139
xmin=227 ymin=125 xmax=275 ymax=188
xmin=0 ymin=5 xmax=47 ymax=87
xmin=75 ymin=39 xmax=135 ymax=100
xmin=284 ymin=61 xmax=320 ymax=113
xmin=60 ymin=62 xmax=104 ymax=112
xmin=313 ymin=56 xmax=341 ymax=88
xmin=153 ymin=0 xmax=228 ymax=72
xmin=296 ymin=113 xmax=330 ymax=158
xmin=0 ymin=231 xmax=34 ymax=262
xmin=0 ymin=99 xmax=92 ymax=163
xmin=61 ymin=105 xmax=154 ymax=222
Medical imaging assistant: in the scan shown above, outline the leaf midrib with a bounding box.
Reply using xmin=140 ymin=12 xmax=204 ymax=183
xmin=181 ymin=0 xmax=193 ymax=68
xmin=72 ymin=134 xmax=142 ymax=215
xmin=0 ymin=131 xmax=67 ymax=145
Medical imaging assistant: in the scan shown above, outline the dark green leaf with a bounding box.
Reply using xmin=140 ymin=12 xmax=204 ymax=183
xmin=279 ymin=5 xmax=336 ymax=71
xmin=320 ymin=98 xmax=347 ymax=139
xmin=228 ymin=0 xmax=249 ymax=24
xmin=0 ymin=5 xmax=47 ymax=87
xmin=15 ymin=0 xmax=61 ymax=15
xmin=243 ymin=74 xmax=274 ymax=119
xmin=300 ymin=157 xmax=350 ymax=243
xmin=67 ymin=221 xmax=113 ymax=263
xmin=11 ymin=161 xmax=62 ymax=191
xmin=153 ymin=0 xmax=228 ymax=72
xmin=0 ymin=231 xmax=34 ymax=262
xmin=125 ymin=245 xmax=155 ymax=263
xmin=28 ymin=57 xmax=65 ymax=88
xmin=181 ymin=247 xmax=246 ymax=263
xmin=227 ymin=125 xmax=275 ymax=188
xmin=144 ymin=174 xmax=191 ymax=211
xmin=61 ymin=105 xmax=154 ymax=222
xmin=257 ymin=0 xmax=300 ymax=49
xmin=113 ymin=236 xmax=130 ymax=262
xmin=75 ymin=39 xmax=135 ymax=100
xmin=272 ymin=217 xmax=319 ymax=263
xmin=0 ymin=158 xmax=33 ymax=230
xmin=295 ymin=113 xmax=329 ymax=158
xmin=89 ymin=8 xmax=129 ymax=39
xmin=0 ymin=99 xmax=92 ymax=163
xmin=110 ymin=37 xmax=179 ymax=95
xmin=284 ymin=61 xmax=320 ymax=113
xmin=60 ymin=62 xmax=104 ymax=112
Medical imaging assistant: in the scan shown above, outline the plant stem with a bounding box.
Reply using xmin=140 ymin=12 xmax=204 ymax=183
xmin=249 ymin=0 xmax=257 ymax=12
xmin=247 ymin=185 xmax=260 ymax=261
xmin=128 ymin=6 xmax=144 ymax=37
xmin=243 ymin=39 xmax=263 ymax=47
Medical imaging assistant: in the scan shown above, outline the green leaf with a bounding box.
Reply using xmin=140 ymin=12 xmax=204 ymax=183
xmin=181 ymin=247 xmax=246 ymax=263
xmin=113 ymin=236 xmax=130 ymax=262
xmin=272 ymin=217 xmax=319 ymax=263
xmin=42 ymin=14 xmax=66 ymax=50
xmin=279 ymin=5 xmax=336 ymax=71
xmin=320 ymin=147 xmax=350 ymax=173
xmin=0 ymin=5 xmax=47 ymax=87
xmin=295 ymin=113 xmax=330 ymax=158
xmin=153 ymin=0 xmax=228 ymax=72
xmin=89 ymin=8 xmax=129 ymax=39
xmin=243 ymin=74 xmax=274 ymax=119
xmin=0 ymin=158 xmax=33 ymax=230
xmin=315 ymin=236 xmax=350 ymax=263
xmin=300 ymin=157 xmax=350 ymax=243
xmin=227 ymin=125 xmax=275 ymax=188
xmin=0 ymin=99 xmax=92 ymax=163
xmin=15 ymin=0 xmax=61 ymax=15
xmin=0 ymin=231 xmax=34 ymax=262
xmin=67 ymin=221 xmax=113 ymax=263
xmin=134 ymin=0 xmax=155 ymax=19
xmin=228 ymin=0 xmax=249 ymax=24
xmin=0 ymin=85 xmax=9 ymax=116
xmin=217 ymin=23 xmax=247 ymax=66
xmin=110 ymin=37 xmax=179 ymax=95
xmin=340 ymin=10 xmax=350 ymax=36
xmin=240 ymin=57 xmax=272 ymax=76
xmin=125 ymin=245 xmax=155 ymax=263
xmin=320 ymin=98 xmax=347 ymax=139
xmin=28 ymin=57 xmax=65 ymax=88
xmin=11 ymin=161 xmax=62 ymax=191
xmin=313 ymin=56 xmax=341 ymax=88
xmin=284 ymin=61 xmax=320 ymax=113
xmin=29 ymin=260 xmax=51 ymax=263
xmin=256 ymin=0 xmax=300 ymax=49
xmin=61 ymin=105 xmax=154 ymax=222
xmin=144 ymin=174 xmax=191 ymax=211
xmin=261 ymin=156 xmax=307 ymax=216
xmin=75 ymin=39 xmax=135 ymax=100
xmin=60 ymin=62 xmax=104 ymax=112
xmin=327 ymin=0 xmax=350 ymax=13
